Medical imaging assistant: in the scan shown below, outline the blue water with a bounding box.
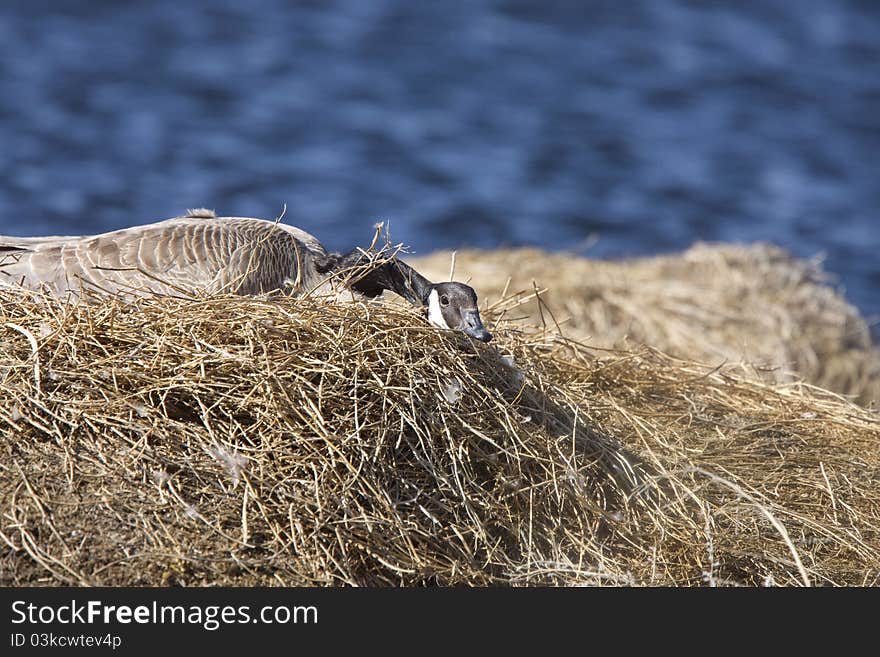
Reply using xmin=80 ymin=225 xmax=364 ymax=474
xmin=0 ymin=0 xmax=878 ymax=322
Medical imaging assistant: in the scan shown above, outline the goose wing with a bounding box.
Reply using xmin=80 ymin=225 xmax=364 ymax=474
xmin=0 ymin=217 xmax=326 ymax=297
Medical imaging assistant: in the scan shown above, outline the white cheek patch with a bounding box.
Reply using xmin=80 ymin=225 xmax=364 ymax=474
xmin=427 ymin=289 xmax=451 ymax=329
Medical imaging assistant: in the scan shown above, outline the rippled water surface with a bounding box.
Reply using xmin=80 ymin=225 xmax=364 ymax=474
xmin=0 ymin=0 xmax=877 ymax=319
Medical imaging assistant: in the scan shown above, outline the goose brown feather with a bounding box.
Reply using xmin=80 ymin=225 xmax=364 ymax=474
xmin=0 ymin=211 xmax=331 ymax=298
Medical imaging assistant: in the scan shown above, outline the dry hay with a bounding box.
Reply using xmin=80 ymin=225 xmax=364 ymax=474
xmin=1 ymin=284 xmax=879 ymax=586
xmin=410 ymin=243 xmax=880 ymax=407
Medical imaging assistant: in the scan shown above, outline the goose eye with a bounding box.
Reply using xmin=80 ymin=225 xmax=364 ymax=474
xmin=440 ymin=295 xmax=450 ymax=307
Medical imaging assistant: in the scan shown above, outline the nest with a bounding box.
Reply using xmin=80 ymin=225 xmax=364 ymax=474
xmin=1 ymin=278 xmax=878 ymax=586
xmin=410 ymin=243 xmax=880 ymax=407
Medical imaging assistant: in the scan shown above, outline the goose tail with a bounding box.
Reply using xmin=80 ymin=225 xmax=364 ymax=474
xmin=0 ymin=236 xmax=69 ymax=292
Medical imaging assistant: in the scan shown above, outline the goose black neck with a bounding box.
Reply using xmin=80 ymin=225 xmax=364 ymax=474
xmin=384 ymin=258 xmax=433 ymax=306
xmin=327 ymin=248 xmax=433 ymax=306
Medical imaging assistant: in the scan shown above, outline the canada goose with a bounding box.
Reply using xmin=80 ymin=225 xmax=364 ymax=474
xmin=0 ymin=209 xmax=492 ymax=342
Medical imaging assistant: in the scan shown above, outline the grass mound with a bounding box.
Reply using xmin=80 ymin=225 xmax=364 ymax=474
xmin=1 ymin=286 xmax=878 ymax=586
xmin=411 ymin=243 xmax=880 ymax=407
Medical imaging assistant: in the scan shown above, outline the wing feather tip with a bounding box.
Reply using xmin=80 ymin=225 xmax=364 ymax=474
xmin=183 ymin=208 xmax=217 ymax=219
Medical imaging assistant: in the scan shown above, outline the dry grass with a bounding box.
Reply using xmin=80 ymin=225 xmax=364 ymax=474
xmin=410 ymin=243 xmax=880 ymax=407
xmin=1 ymin=273 xmax=879 ymax=586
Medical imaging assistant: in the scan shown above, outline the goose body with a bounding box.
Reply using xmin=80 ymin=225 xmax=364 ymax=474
xmin=0 ymin=209 xmax=493 ymax=341
xmin=0 ymin=210 xmax=333 ymax=298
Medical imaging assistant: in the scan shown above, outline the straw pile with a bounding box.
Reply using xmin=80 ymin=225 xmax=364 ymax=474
xmin=1 ymin=262 xmax=879 ymax=586
xmin=411 ymin=243 xmax=880 ymax=407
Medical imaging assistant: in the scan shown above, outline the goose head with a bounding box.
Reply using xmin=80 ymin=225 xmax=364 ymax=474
xmin=425 ymin=282 xmax=492 ymax=342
